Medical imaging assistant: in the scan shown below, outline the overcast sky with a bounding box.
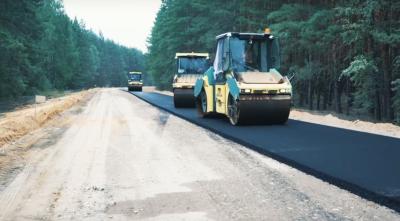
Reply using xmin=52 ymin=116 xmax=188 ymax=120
xmin=63 ymin=0 xmax=161 ymax=52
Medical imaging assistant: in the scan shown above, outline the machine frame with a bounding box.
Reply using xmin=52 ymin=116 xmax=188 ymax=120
xmin=172 ymin=52 xmax=209 ymax=107
xmin=194 ymin=32 xmax=292 ymax=125
xmin=128 ymin=71 xmax=143 ymax=92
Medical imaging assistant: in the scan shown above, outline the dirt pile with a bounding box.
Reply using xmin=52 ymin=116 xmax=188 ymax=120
xmin=290 ymin=109 xmax=400 ymax=138
xmin=0 ymin=89 xmax=96 ymax=148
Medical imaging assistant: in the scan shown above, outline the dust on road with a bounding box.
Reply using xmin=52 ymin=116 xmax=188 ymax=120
xmin=0 ymin=88 xmax=398 ymax=220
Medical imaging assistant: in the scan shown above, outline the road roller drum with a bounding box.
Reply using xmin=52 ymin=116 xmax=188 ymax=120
xmin=173 ymin=88 xmax=196 ymax=107
xmin=230 ymin=94 xmax=291 ymax=125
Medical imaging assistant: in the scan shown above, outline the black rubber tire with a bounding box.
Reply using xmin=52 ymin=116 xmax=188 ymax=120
xmin=228 ymin=95 xmax=241 ymax=126
xmin=196 ymin=90 xmax=208 ymax=118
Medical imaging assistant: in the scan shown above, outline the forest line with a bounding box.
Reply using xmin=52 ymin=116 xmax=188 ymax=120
xmin=0 ymin=0 xmax=145 ymax=98
xmin=146 ymin=0 xmax=400 ymax=123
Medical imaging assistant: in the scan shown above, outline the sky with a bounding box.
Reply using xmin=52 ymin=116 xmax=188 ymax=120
xmin=63 ymin=0 xmax=161 ymax=52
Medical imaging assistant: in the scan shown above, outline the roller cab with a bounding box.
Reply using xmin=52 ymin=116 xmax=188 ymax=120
xmin=194 ymin=32 xmax=292 ymax=125
xmin=128 ymin=71 xmax=143 ymax=91
xmin=173 ymin=53 xmax=209 ymax=108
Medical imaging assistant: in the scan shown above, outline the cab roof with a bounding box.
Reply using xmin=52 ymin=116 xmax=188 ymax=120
xmin=129 ymin=71 xmax=142 ymax=74
xmin=216 ymin=32 xmax=273 ymax=40
xmin=175 ymin=52 xmax=209 ymax=59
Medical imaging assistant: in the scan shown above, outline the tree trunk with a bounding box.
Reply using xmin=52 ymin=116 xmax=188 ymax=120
xmin=323 ymin=86 xmax=328 ymax=110
xmin=375 ymin=90 xmax=382 ymax=121
xmin=346 ymin=78 xmax=351 ymax=115
xmin=334 ymin=81 xmax=342 ymax=113
xmin=308 ymin=80 xmax=313 ymax=110
xmin=381 ymin=44 xmax=393 ymax=121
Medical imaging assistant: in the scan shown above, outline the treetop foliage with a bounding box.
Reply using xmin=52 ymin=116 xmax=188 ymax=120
xmin=0 ymin=0 xmax=145 ymax=98
xmin=147 ymin=0 xmax=400 ymax=123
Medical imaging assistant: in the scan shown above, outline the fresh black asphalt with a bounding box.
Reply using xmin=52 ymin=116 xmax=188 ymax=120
xmin=131 ymin=91 xmax=400 ymax=212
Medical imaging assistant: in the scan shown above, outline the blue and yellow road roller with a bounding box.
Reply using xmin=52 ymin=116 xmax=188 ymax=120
xmin=194 ymin=31 xmax=292 ymax=125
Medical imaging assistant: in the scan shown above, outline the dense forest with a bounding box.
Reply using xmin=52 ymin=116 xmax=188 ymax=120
xmin=0 ymin=0 xmax=144 ymax=98
xmin=147 ymin=0 xmax=400 ymax=122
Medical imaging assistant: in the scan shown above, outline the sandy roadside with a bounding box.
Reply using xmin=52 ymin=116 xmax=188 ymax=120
xmin=0 ymin=88 xmax=398 ymax=220
xmin=0 ymin=89 xmax=97 ymax=191
xmin=0 ymin=89 xmax=97 ymax=148
xmin=290 ymin=109 xmax=400 ymax=138
xmin=149 ymin=87 xmax=400 ymax=139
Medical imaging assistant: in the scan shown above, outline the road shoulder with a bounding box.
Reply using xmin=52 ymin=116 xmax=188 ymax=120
xmin=0 ymin=90 xmax=97 ymax=192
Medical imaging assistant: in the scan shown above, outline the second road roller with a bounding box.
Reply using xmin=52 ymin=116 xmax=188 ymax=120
xmin=173 ymin=53 xmax=209 ymax=107
xmin=194 ymin=30 xmax=292 ymax=125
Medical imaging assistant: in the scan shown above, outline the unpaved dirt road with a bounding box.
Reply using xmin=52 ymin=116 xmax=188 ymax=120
xmin=0 ymin=88 xmax=399 ymax=221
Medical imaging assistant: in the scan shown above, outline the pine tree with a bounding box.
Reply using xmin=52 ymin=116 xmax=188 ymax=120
xmin=147 ymin=0 xmax=400 ymax=122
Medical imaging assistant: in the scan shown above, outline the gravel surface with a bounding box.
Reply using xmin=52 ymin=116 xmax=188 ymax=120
xmin=0 ymin=88 xmax=398 ymax=220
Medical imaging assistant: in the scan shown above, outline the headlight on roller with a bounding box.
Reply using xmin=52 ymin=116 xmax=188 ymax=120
xmin=241 ymin=89 xmax=251 ymax=93
xmin=280 ymin=88 xmax=291 ymax=94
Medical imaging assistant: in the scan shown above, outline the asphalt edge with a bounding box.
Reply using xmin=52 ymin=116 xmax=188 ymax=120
xmin=129 ymin=90 xmax=400 ymax=213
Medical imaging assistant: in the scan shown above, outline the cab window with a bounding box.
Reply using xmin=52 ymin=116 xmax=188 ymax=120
xmin=178 ymin=57 xmax=208 ymax=75
xmin=214 ymin=37 xmax=230 ymax=83
xmin=214 ymin=39 xmax=224 ymax=73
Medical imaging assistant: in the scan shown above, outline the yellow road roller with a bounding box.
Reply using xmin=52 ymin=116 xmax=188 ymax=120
xmin=127 ymin=71 xmax=143 ymax=91
xmin=173 ymin=53 xmax=209 ymax=107
xmin=194 ymin=31 xmax=292 ymax=125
